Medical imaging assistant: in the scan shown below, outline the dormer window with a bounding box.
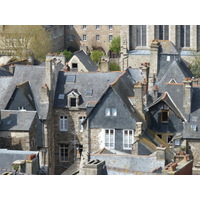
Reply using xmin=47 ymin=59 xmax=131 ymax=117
xmin=70 ymin=98 xmax=76 ymax=107
xmin=72 ymin=63 xmax=78 ymax=71
xmin=67 ymin=90 xmax=80 ymax=108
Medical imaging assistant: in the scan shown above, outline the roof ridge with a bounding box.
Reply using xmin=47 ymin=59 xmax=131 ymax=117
xmin=165 ymin=83 xmax=183 ymax=85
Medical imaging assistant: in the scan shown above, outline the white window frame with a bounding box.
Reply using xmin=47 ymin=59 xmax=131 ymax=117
xmin=59 ymin=144 xmax=68 ymax=162
xmin=96 ymin=34 xmax=100 ymax=41
xmin=83 ymin=34 xmax=87 ymax=41
xmin=59 ymin=116 xmax=68 ymax=131
xmin=96 ymin=25 xmax=100 ymax=30
xmin=111 ymin=108 xmax=117 ymax=116
xmin=105 ymin=129 xmax=115 ymax=149
xmin=108 ymin=25 xmax=113 ymax=30
xmin=123 ymin=130 xmax=134 ymax=150
xmin=79 ymin=116 xmax=86 ymax=132
xmin=83 ymin=25 xmax=87 ymax=30
xmin=109 ymin=34 xmax=113 ymax=42
xmin=105 ymin=108 xmax=111 ymax=116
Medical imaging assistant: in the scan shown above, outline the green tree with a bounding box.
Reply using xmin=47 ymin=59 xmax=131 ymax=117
xmin=109 ymin=36 xmax=120 ymax=54
xmin=109 ymin=62 xmax=121 ymax=71
xmin=0 ymin=25 xmax=52 ymax=62
xmin=189 ymin=55 xmax=200 ymax=77
xmin=90 ymin=50 xmax=103 ymax=64
xmin=58 ymin=49 xmax=73 ymax=62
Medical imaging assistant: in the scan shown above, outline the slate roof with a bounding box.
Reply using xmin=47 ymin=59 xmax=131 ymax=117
xmin=0 ymin=65 xmax=48 ymax=119
xmin=0 ymin=110 xmax=36 ymax=131
xmin=0 ymin=149 xmax=39 ymax=171
xmin=90 ymin=153 xmax=165 ymax=175
xmin=0 ymin=69 xmax=13 ymax=76
xmin=72 ymin=50 xmax=98 ymax=72
xmin=83 ymin=71 xmax=146 ymax=124
xmin=54 ymin=71 xmax=124 ymax=109
xmin=126 ymin=67 xmax=142 ymax=82
xmin=159 ymin=41 xmax=179 ymax=55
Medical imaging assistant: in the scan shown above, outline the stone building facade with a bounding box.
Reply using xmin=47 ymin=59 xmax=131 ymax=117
xmin=65 ymin=25 xmax=121 ymax=54
xmin=120 ymin=25 xmax=200 ymax=69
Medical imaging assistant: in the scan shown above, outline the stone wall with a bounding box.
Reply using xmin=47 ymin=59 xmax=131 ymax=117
xmin=52 ymin=108 xmax=86 ymax=174
xmin=66 ymin=25 xmax=121 ymax=54
xmin=187 ymin=140 xmax=200 ymax=166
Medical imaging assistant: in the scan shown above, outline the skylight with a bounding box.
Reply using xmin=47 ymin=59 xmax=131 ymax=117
xmin=58 ymin=94 xmax=65 ymax=99
xmin=66 ymin=75 xmax=76 ymax=83
xmin=85 ymin=89 xmax=93 ymax=96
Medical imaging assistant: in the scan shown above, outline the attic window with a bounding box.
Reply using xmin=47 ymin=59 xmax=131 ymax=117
xmin=72 ymin=63 xmax=78 ymax=71
xmin=66 ymin=75 xmax=76 ymax=83
xmin=58 ymin=94 xmax=65 ymax=100
xmin=161 ymin=110 xmax=169 ymax=123
xmin=169 ymin=78 xmax=177 ymax=83
xmin=191 ymin=125 xmax=198 ymax=132
xmin=85 ymin=89 xmax=93 ymax=96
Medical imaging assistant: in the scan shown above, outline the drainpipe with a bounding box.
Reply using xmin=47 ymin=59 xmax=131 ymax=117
xmin=122 ymin=56 xmax=128 ymax=71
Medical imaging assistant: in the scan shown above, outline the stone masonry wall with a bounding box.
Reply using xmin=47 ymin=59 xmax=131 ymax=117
xmin=53 ymin=108 xmax=86 ymax=174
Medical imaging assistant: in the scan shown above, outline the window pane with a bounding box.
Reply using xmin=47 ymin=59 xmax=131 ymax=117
xmin=105 ymin=108 xmax=110 ymax=116
xmin=112 ymin=108 xmax=117 ymax=116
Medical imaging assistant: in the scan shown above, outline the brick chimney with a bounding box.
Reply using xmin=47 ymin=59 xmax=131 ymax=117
xmin=99 ymin=56 xmax=109 ymax=72
xmin=135 ymin=122 xmax=143 ymax=139
xmin=183 ymin=78 xmax=192 ymax=114
xmin=45 ymin=59 xmax=53 ymax=91
xmin=148 ymin=40 xmax=160 ymax=93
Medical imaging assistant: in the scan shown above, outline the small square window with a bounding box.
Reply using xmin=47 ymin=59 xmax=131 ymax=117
xmin=96 ymin=25 xmax=100 ymax=30
xmin=72 ymin=63 xmax=78 ymax=71
xmin=85 ymin=89 xmax=93 ymax=96
xmin=108 ymin=25 xmax=113 ymax=30
xmin=191 ymin=125 xmax=198 ymax=131
xmin=161 ymin=110 xmax=169 ymax=123
xmin=83 ymin=25 xmax=87 ymax=30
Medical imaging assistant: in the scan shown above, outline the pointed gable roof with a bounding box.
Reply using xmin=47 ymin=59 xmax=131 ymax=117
xmin=147 ymin=92 xmax=186 ymax=122
xmin=73 ymin=50 xmax=98 ymax=72
xmin=159 ymin=40 xmax=179 ymax=55
xmin=5 ymin=81 xmax=36 ymax=110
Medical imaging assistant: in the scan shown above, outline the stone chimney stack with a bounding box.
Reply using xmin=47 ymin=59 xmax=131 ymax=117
xmin=40 ymin=84 xmax=49 ymax=103
xmin=183 ymin=78 xmax=192 ymax=114
xmin=45 ymin=59 xmax=53 ymax=91
xmin=156 ymin=146 xmax=166 ymax=162
xmin=133 ymin=82 xmax=144 ymax=115
xmin=98 ymin=56 xmax=109 ymax=72
xmin=148 ymin=40 xmax=160 ymax=93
